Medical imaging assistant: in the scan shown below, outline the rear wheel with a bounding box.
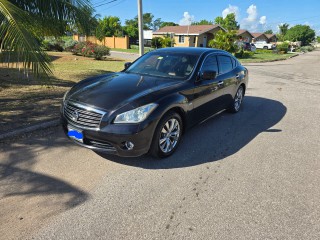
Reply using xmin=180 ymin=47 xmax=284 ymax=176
xmin=228 ymin=86 xmax=244 ymax=113
xmin=150 ymin=112 xmax=183 ymax=158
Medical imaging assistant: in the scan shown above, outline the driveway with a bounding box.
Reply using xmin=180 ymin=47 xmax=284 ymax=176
xmin=1 ymin=50 xmax=320 ymax=240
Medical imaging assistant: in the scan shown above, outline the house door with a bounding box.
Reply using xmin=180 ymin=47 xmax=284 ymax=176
xmin=203 ymin=35 xmax=207 ymax=47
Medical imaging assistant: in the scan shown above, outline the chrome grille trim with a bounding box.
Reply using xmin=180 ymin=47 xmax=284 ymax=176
xmin=64 ymin=101 xmax=106 ymax=130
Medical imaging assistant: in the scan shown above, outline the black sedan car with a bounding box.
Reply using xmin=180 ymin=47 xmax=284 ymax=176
xmin=61 ymin=47 xmax=248 ymax=158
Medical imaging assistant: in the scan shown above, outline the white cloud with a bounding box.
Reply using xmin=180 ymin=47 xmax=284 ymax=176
xmin=259 ymin=16 xmax=267 ymax=25
xmin=246 ymin=4 xmax=258 ymax=22
xmin=179 ymin=12 xmax=194 ymax=26
xmin=241 ymin=4 xmax=267 ymax=32
xmin=222 ymin=5 xmax=239 ymax=20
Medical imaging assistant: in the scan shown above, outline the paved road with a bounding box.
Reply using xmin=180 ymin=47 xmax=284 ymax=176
xmin=110 ymin=51 xmax=139 ymax=62
xmin=1 ymin=51 xmax=320 ymax=240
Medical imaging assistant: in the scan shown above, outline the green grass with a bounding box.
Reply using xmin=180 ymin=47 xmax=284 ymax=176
xmin=0 ymin=51 xmax=125 ymax=133
xmin=239 ymin=52 xmax=298 ymax=63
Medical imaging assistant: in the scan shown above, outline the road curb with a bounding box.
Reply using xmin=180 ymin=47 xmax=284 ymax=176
xmin=0 ymin=119 xmax=60 ymax=141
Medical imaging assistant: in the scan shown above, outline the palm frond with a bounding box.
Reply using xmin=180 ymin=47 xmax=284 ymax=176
xmin=0 ymin=0 xmax=52 ymax=78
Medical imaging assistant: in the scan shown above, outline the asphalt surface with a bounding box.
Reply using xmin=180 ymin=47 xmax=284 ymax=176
xmin=1 ymin=50 xmax=320 ymax=240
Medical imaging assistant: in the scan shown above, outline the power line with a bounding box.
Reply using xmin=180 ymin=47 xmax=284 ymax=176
xmin=93 ymin=0 xmax=118 ymax=8
xmin=96 ymin=0 xmax=126 ymax=10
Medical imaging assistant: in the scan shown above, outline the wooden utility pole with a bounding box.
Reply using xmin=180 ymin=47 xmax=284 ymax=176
xmin=137 ymin=0 xmax=144 ymax=56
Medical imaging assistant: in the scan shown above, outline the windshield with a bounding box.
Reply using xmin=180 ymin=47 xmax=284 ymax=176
xmin=125 ymin=51 xmax=200 ymax=80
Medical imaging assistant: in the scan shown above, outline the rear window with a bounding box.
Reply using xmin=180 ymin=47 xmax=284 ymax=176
xmin=217 ymin=55 xmax=233 ymax=74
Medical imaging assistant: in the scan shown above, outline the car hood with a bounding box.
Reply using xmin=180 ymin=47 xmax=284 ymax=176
xmin=67 ymin=72 xmax=181 ymax=110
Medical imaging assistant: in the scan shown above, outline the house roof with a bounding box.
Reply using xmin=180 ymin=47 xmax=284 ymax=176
xmin=251 ymin=33 xmax=267 ymax=38
xmin=237 ymin=29 xmax=254 ymax=38
xmin=153 ymin=24 xmax=223 ymax=36
xmin=265 ymin=34 xmax=276 ymax=39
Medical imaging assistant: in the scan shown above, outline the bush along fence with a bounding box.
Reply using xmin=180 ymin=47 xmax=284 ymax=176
xmin=73 ymin=35 xmax=129 ymax=49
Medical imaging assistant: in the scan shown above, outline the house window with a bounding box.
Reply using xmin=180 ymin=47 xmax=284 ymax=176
xmin=193 ymin=36 xmax=196 ymax=44
xmin=179 ymin=35 xmax=185 ymax=43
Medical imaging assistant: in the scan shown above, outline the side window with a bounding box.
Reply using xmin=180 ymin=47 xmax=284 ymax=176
xmin=201 ymin=55 xmax=218 ymax=73
xmin=217 ymin=55 xmax=233 ymax=74
xmin=231 ymin=58 xmax=237 ymax=68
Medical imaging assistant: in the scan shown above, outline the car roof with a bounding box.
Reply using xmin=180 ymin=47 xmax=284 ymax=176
xmin=154 ymin=47 xmax=231 ymax=56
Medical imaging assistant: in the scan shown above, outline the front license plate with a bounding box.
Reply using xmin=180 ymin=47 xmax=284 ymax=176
xmin=67 ymin=126 xmax=83 ymax=143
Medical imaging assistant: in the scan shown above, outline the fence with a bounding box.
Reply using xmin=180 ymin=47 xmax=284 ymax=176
xmin=73 ymin=35 xmax=129 ymax=49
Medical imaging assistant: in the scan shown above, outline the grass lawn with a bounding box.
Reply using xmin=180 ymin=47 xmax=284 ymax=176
xmin=240 ymin=52 xmax=298 ymax=63
xmin=0 ymin=51 xmax=125 ymax=133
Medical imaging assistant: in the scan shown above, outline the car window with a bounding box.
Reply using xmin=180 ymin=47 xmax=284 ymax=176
xmin=201 ymin=55 xmax=218 ymax=73
xmin=217 ymin=55 xmax=233 ymax=74
xmin=126 ymin=52 xmax=199 ymax=80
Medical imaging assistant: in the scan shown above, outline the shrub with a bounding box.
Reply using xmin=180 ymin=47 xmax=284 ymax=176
xmin=41 ymin=38 xmax=64 ymax=51
xmin=300 ymin=45 xmax=314 ymax=53
xmin=73 ymin=41 xmax=95 ymax=57
xmin=151 ymin=37 xmax=162 ymax=48
xmin=276 ymin=42 xmax=289 ymax=54
xmin=161 ymin=37 xmax=175 ymax=48
xmin=64 ymin=39 xmax=78 ymax=51
xmin=93 ymin=45 xmax=110 ymax=60
xmin=234 ymin=49 xmax=254 ymax=58
xmin=130 ymin=45 xmax=139 ymax=49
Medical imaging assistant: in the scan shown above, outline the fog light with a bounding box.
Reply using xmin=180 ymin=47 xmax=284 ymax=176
xmin=125 ymin=141 xmax=134 ymax=150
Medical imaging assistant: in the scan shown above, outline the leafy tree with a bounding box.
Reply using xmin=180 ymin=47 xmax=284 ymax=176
xmin=70 ymin=6 xmax=100 ymax=36
xmin=208 ymin=29 xmax=238 ymax=53
xmin=160 ymin=22 xmax=179 ymax=28
xmin=317 ymin=36 xmax=320 ymax=43
xmin=0 ymin=0 xmax=91 ymax=78
xmin=264 ymin=29 xmax=273 ymax=34
xmin=142 ymin=13 xmax=154 ymax=30
xmin=285 ymin=25 xmax=315 ymax=46
xmin=123 ymin=18 xmax=138 ymax=38
xmin=192 ymin=20 xmax=213 ymax=25
xmin=153 ymin=18 xmax=163 ymax=30
xmin=214 ymin=16 xmax=224 ymax=26
xmin=278 ymin=23 xmax=289 ymax=36
xmin=95 ymin=16 xmax=122 ymax=41
xmin=214 ymin=13 xmax=239 ymax=30
xmin=123 ymin=13 xmax=156 ymax=38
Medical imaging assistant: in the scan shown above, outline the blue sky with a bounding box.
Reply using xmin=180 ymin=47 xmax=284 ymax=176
xmin=92 ymin=0 xmax=320 ymax=35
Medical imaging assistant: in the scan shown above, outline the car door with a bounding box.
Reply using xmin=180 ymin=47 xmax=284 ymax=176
xmin=216 ymin=55 xmax=239 ymax=108
xmin=191 ymin=54 xmax=225 ymax=123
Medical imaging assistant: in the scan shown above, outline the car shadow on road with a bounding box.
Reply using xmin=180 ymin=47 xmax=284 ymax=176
xmin=97 ymin=96 xmax=287 ymax=169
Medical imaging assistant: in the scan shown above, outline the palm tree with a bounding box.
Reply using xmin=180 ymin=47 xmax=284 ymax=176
xmin=0 ymin=0 xmax=92 ymax=78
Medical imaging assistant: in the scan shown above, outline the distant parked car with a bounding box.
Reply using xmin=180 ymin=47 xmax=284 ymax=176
xmin=61 ymin=47 xmax=248 ymax=158
xmin=255 ymin=41 xmax=276 ymax=50
xmin=250 ymin=43 xmax=256 ymax=52
xmin=243 ymin=42 xmax=252 ymax=51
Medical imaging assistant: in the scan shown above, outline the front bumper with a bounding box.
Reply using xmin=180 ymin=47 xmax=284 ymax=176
xmin=61 ymin=116 xmax=157 ymax=157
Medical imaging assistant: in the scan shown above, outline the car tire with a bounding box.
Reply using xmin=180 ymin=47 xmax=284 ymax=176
xmin=149 ymin=111 xmax=183 ymax=158
xmin=263 ymin=46 xmax=268 ymax=50
xmin=228 ymin=85 xmax=244 ymax=113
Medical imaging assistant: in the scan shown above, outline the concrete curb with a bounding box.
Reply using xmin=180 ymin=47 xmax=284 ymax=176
xmin=0 ymin=119 xmax=60 ymax=141
xmin=110 ymin=51 xmax=139 ymax=56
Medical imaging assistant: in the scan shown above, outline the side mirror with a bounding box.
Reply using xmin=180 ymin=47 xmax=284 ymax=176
xmin=200 ymin=71 xmax=217 ymax=80
xmin=124 ymin=62 xmax=132 ymax=69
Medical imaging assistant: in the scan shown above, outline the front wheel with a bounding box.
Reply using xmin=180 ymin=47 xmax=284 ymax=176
xmin=149 ymin=112 xmax=183 ymax=158
xmin=228 ymin=86 xmax=244 ymax=113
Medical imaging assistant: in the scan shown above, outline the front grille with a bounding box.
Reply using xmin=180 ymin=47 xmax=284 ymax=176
xmin=64 ymin=102 xmax=105 ymax=129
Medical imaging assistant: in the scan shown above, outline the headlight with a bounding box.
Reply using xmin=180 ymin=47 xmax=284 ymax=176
xmin=114 ymin=103 xmax=158 ymax=124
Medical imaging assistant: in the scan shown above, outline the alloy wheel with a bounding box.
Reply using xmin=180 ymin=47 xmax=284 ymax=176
xmin=159 ymin=118 xmax=181 ymax=153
